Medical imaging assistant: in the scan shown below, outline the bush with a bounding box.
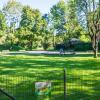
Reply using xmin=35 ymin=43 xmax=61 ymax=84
xmin=74 ymin=42 xmax=92 ymax=51
xmin=54 ymin=42 xmax=93 ymax=51
xmin=11 ymin=45 xmax=24 ymax=51
xmin=54 ymin=44 xmax=66 ymax=50
xmin=0 ymin=45 xmax=10 ymax=51
xmin=98 ymin=42 xmax=100 ymax=51
xmin=43 ymin=43 xmax=50 ymax=50
xmin=0 ymin=44 xmax=24 ymax=51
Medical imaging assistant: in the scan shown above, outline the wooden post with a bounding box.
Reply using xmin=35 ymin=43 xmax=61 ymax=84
xmin=64 ymin=68 xmax=67 ymax=100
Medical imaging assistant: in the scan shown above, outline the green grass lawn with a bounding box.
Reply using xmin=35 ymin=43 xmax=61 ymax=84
xmin=0 ymin=54 xmax=100 ymax=100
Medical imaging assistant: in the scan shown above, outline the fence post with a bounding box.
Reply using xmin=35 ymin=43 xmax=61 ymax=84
xmin=64 ymin=68 xmax=67 ymax=100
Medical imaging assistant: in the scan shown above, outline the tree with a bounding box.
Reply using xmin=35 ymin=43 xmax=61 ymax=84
xmin=41 ymin=14 xmax=53 ymax=50
xmin=19 ymin=6 xmax=42 ymax=50
xmin=50 ymin=0 xmax=84 ymax=49
xmin=3 ymin=0 xmax=22 ymax=49
xmin=76 ymin=0 xmax=100 ymax=58
xmin=0 ymin=11 xmax=7 ymax=45
xmin=65 ymin=0 xmax=83 ymax=39
xmin=50 ymin=0 xmax=67 ymax=35
xmin=0 ymin=11 xmax=7 ymax=36
xmin=3 ymin=0 xmax=22 ymax=27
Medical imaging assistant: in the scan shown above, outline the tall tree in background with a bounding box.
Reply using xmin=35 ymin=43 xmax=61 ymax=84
xmin=50 ymin=0 xmax=67 ymax=38
xmin=19 ymin=6 xmax=42 ymax=50
xmin=0 ymin=11 xmax=7 ymax=36
xmin=3 ymin=0 xmax=22 ymax=49
xmin=41 ymin=14 xmax=52 ymax=50
xmin=65 ymin=0 xmax=83 ymax=39
xmin=31 ymin=9 xmax=42 ymax=49
xmin=76 ymin=0 xmax=100 ymax=58
xmin=3 ymin=0 xmax=22 ymax=27
xmin=50 ymin=0 xmax=83 ymax=48
xmin=0 ymin=11 xmax=7 ymax=44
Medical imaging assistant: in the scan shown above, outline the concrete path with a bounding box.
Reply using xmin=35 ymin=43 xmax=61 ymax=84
xmin=0 ymin=50 xmax=94 ymax=55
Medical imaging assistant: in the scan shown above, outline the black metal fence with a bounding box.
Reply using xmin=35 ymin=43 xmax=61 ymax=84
xmin=0 ymin=69 xmax=64 ymax=100
xmin=0 ymin=88 xmax=16 ymax=100
xmin=66 ymin=68 xmax=100 ymax=100
xmin=0 ymin=69 xmax=100 ymax=100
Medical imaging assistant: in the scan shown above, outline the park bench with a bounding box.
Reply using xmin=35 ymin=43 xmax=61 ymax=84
xmin=2 ymin=50 xmax=10 ymax=54
xmin=18 ymin=50 xmax=27 ymax=54
xmin=19 ymin=50 xmax=26 ymax=52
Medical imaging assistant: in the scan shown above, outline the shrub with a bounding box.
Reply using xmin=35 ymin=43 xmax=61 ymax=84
xmin=54 ymin=44 xmax=65 ymax=50
xmin=43 ymin=43 xmax=50 ymax=50
xmin=74 ymin=42 xmax=92 ymax=51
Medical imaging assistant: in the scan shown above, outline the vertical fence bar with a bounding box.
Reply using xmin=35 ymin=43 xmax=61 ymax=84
xmin=64 ymin=68 xmax=67 ymax=100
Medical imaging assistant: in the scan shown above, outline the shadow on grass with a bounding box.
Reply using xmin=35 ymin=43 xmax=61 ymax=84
xmin=44 ymin=53 xmax=100 ymax=58
xmin=0 ymin=54 xmax=100 ymax=100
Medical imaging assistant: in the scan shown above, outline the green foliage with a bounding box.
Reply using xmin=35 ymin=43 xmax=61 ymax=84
xmin=1 ymin=0 xmax=23 ymax=50
xmin=79 ymin=34 xmax=90 ymax=42
xmin=42 ymin=43 xmax=49 ymax=50
xmin=64 ymin=0 xmax=83 ymax=39
xmin=0 ymin=11 xmax=7 ymax=45
xmin=75 ymin=0 xmax=100 ymax=57
xmin=19 ymin=6 xmax=42 ymax=50
xmin=41 ymin=14 xmax=53 ymax=50
xmin=50 ymin=0 xmax=67 ymax=34
xmin=0 ymin=0 xmax=99 ymax=52
xmin=74 ymin=42 xmax=92 ymax=51
xmin=3 ymin=0 xmax=22 ymax=24
xmin=0 ymin=11 xmax=7 ymax=31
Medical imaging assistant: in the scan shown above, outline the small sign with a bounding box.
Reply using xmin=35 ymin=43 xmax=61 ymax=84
xmin=35 ymin=82 xmax=51 ymax=96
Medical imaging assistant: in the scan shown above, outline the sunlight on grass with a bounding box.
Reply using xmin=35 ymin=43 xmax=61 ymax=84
xmin=0 ymin=54 xmax=100 ymax=100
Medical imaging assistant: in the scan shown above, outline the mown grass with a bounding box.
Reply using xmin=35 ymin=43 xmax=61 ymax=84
xmin=0 ymin=53 xmax=100 ymax=100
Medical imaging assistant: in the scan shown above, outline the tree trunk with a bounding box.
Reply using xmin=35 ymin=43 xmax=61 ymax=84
xmin=10 ymin=38 xmax=13 ymax=50
xmin=53 ymin=34 xmax=55 ymax=48
xmin=93 ymin=46 xmax=98 ymax=58
xmin=29 ymin=35 xmax=33 ymax=50
xmin=92 ymin=34 xmax=98 ymax=58
xmin=29 ymin=40 xmax=33 ymax=50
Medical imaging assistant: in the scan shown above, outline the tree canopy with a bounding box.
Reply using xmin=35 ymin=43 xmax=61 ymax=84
xmin=0 ymin=0 xmax=100 ymax=57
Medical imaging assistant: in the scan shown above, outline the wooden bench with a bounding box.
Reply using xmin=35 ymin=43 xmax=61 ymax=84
xmin=19 ymin=50 xmax=26 ymax=52
xmin=2 ymin=50 xmax=10 ymax=53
